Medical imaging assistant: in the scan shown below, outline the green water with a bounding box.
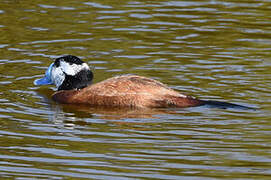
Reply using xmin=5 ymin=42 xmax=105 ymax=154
xmin=0 ymin=0 xmax=270 ymax=179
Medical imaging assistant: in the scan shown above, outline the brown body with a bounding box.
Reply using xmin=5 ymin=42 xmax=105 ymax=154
xmin=52 ymin=75 xmax=204 ymax=108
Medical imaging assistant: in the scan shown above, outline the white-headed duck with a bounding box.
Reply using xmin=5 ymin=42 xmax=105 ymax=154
xmin=34 ymin=55 xmax=255 ymax=110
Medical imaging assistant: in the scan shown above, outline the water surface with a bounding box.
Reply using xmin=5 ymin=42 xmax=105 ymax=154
xmin=0 ymin=0 xmax=270 ymax=179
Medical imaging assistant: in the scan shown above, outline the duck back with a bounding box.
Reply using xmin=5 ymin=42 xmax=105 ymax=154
xmin=52 ymin=75 xmax=204 ymax=108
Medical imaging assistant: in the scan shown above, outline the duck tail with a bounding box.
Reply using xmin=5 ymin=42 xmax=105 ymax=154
xmin=201 ymin=100 xmax=256 ymax=110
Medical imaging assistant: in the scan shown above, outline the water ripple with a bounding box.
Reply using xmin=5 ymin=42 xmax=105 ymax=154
xmin=0 ymin=0 xmax=269 ymax=179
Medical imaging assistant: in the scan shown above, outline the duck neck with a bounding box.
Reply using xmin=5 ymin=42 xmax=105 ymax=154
xmin=57 ymin=70 xmax=93 ymax=91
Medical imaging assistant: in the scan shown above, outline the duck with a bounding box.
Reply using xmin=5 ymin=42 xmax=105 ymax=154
xmin=34 ymin=55 xmax=255 ymax=110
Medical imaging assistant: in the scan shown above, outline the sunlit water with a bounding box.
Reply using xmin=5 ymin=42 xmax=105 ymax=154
xmin=0 ymin=0 xmax=270 ymax=179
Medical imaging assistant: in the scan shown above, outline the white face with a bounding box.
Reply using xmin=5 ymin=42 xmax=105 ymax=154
xmin=51 ymin=60 xmax=90 ymax=89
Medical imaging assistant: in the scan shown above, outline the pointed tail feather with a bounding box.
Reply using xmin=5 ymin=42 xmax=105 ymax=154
xmin=201 ymin=100 xmax=256 ymax=110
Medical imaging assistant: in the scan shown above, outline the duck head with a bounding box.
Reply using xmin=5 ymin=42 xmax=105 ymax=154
xmin=34 ymin=55 xmax=93 ymax=90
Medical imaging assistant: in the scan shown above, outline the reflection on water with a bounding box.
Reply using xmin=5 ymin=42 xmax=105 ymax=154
xmin=0 ymin=0 xmax=270 ymax=179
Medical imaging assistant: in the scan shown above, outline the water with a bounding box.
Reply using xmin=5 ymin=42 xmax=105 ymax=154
xmin=0 ymin=0 xmax=270 ymax=179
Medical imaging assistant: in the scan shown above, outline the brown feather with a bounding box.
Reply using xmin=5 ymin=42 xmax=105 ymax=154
xmin=52 ymin=75 xmax=204 ymax=108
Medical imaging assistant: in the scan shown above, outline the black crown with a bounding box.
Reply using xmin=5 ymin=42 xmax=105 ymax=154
xmin=54 ymin=55 xmax=84 ymax=67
